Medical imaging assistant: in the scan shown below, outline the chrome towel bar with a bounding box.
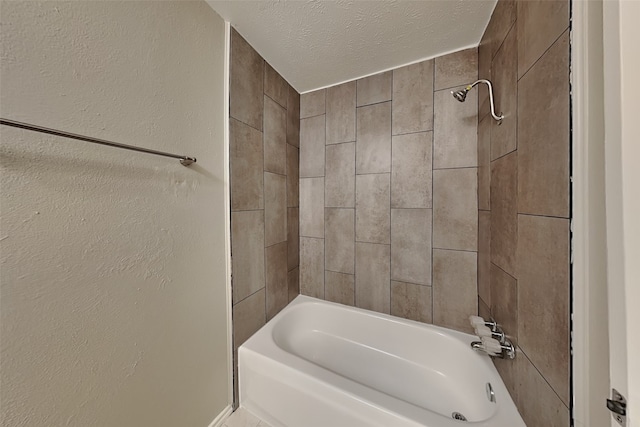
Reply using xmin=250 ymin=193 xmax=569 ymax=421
xmin=0 ymin=118 xmax=196 ymax=166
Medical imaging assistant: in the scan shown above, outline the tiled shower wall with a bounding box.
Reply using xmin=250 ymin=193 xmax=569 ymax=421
xmin=298 ymin=49 xmax=479 ymax=332
xmin=228 ymin=29 xmax=300 ymax=404
xmin=477 ymin=1 xmax=571 ymax=425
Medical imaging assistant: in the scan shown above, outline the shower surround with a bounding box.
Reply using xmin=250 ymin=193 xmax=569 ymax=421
xmin=298 ymin=48 xmax=479 ymax=333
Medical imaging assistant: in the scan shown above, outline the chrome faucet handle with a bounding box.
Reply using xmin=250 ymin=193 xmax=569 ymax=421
xmin=469 ymin=315 xmax=498 ymax=332
xmin=475 ymin=325 xmax=506 ymax=344
xmin=481 ymin=337 xmax=517 ymax=360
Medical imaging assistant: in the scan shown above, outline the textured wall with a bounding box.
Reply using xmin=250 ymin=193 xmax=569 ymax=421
xmin=298 ymin=48 xmax=479 ymax=333
xmin=477 ymin=1 xmax=571 ymax=425
xmin=228 ymin=29 xmax=300 ymax=406
xmin=0 ymin=2 xmax=229 ymax=427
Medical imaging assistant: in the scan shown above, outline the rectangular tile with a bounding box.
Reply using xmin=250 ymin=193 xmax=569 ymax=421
xmin=355 ymin=173 xmax=390 ymax=244
xmin=233 ymin=288 xmax=266 ymax=348
xmin=264 ymin=172 xmax=287 ymax=246
xmin=391 ymin=209 xmax=432 ymax=286
xmin=490 ymin=263 xmax=517 ymax=344
xmin=355 ymin=243 xmax=390 ymax=313
xmin=434 ymin=47 xmax=478 ymax=90
xmin=483 ymin=0 xmax=516 ymax=59
xmin=392 ymin=60 xmax=434 ymax=135
xmin=264 ymin=96 xmax=286 ymax=175
xmin=287 ymin=207 xmax=299 ymax=271
xmin=432 ymin=249 xmax=477 ymax=333
xmin=325 ymin=271 xmax=355 ymax=306
xmin=300 ymin=237 xmax=324 ymax=298
xmin=325 ymin=142 xmax=355 ymax=208
xmin=491 ymin=24 xmax=517 ymax=160
xmin=300 ymin=114 xmax=325 ymax=178
xmin=356 ymin=102 xmax=391 ymax=174
xmin=518 ymin=0 xmax=570 ymax=78
xmin=356 ymin=71 xmax=392 ymax=107
xmin=478 ymin=33 xmax=491 ymax=120
xmin=287 ymin=86 xmax=300 ymax=148
xmin=231 ymin=210 xmax=265 ymax=304
xmin=300 ymin=89 xmax=325 ymax=118
xmin=517 ymin=214 xmax=570 ymax=405
xmin=477 ymin=115 xmax=491 ymax=210
xmin=286 ymin=143 xmax=299 ymax=207
xmin=491 ymin=151 xmax=517 ymax=276
xmin=265 ymin=241 xmax=288 ymax=320
xmin=230 ymin=28 xmax=263 ymax=130
xmin=299 ymin=177 xmax=324 ymax=238
xmin=478 ymin=210 xmax=491 ymax=307
xmin=325 ymin=208 xmax=355 ymax=274
xmin=434 ymin=87 xmax=477 ymax=169
xmin=287 ymin=267 xmax=299 ymax=302
xmin=433 ymin=168 xmax=478 ymax=251
xmin=518 ymin=32 xmax=570 ymax=218
xmin=230 ymin=118 xmax=264 ymax=211
xmin=264 ymin=62 xmax=287 ymax=108
xmin=391 ymin=131 xmax=432 ymax=208
xmin=391 ymin=281 xmax=432 ymax=323
xmin=326 ymin=81 xmax=356 ymax=144
xmin=478 ymin=296 xmax=491 ymax=320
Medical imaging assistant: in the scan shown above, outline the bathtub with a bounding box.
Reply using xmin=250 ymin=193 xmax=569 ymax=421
xmin=238 ymin=296 xmax=525 ymax=427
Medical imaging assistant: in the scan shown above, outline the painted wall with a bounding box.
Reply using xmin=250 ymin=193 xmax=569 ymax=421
xmin=227 ymin=28 xmax=300 ymax=405
xmin=297 ymin=49 xmax=479 ymax=333
xmin=0 ymin=2 xmax=230 ymax=426
xmin=477 ymin=0 xmax=571 ymax=425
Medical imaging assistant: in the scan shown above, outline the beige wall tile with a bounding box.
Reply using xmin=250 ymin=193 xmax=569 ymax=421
xmin=490 ymin=263 xmax=517 ymax=343
xmin=391 ymin=132 xmax=432 ymax=209
xmin=300 ymin=177 xmax=324 ymax=238
xmin=434 ymin=87 xmax=478 ymax=169
xmin=233 ymin=288 xmax=266 ymax=348
xmin=518 ymin=0 xmax=570 ymax=78
xmin=433 ymin=168 xmax=478 ymax=251
xmin=356 ymin=173 xmax=390 ymax=244
xmin=264 ymin=96 xmax=286 ymax=175
xmin=286 ymin=143 xmax=299 ymax=207
xmin=478 ymin=116 xmax=491 ymax=210
xmin=491 ymin=151 xmax=517 ymax=276
xmin=325 ymin=143 xmax=355 ymax=208
xmin=433 ymin=249 xmax=477 ymax=333
xmin=300 ymin=89 xmax=325 ymax=118
xmin=434 ymin=47 xmax=478 ymax=90
xmin=287 ymin=86 xmax=300 ymax=148
xmin=356 ymin=102 xmax=392 ymax=174
xmin=230 ymin=29 xmax=263 ymax=130
xmin=357 ymin=71 xmax=392 ymax=107
xmin=392 ymin=60 xmax=434 ymax=135
xmin=391 ymin=209 xmax=432 ymax=285
xmin=477 ymin=35 xmax=491 ymax=118
xmin=326 ymin=81 xmax=356 ymax=144
xmin=478 ymin=210 xmax=491 ymax=307
xmin=516 ymin=351 xmax=570 ymax=427
xmin=230 ymin=118 xmax=264 ymax=211
xmin=483 ymin=0 xmax=516 ymax=59
xmin=325 ymin=208 xmax=355 ymax=274
xmin=231 ymin=211 xmax=265 ymax=304
xmin=518 ymin=32 xmax=570 ymax=218
xmin=266 ymin=241 xmax=288 ymax=320
xmin=288 ymin=267 xmax=299 ymax=302
xmin=391 ymin=281 xmax=432 ymax=323
xmin=490 ymin=25 xmax=517 ymax=160
xmin=300 ymin=237 xmax=324 ymax=298
xmin=264 ymin=62 xmax=287 ymax=108
xmin=355 ymin=243 xmax=390 ymax=313
xmin=287 ymin=207 xmax=299 ymax=271
xmin=517 ymin=214 xmax=570 ymax=406
xmin=325 ymin=271 xmax=355 ymax=306
xmin=300 ymin=114 xmax=326 ymax=178
xmin=493 ymin=345 xmax=522 ymax=408
xmin=264 ymin=172 xmax=287 ymax=246
xmin=479 ymin=296 xmax=491 ymax=320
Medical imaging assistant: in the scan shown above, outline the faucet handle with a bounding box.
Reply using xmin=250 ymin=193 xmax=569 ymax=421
xmin=481 ymin=337 xmax=503 ymax=356
xmin=469 ymin=315 xmax=486 ymax=328
xmin=475 ymin=324 xmax=493 ymax=338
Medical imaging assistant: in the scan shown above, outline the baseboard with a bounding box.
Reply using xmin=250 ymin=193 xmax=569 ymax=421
xmin=208 ymin=404 xmax=233 ymax=427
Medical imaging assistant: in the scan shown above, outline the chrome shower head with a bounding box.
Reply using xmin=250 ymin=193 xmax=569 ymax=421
xmin=451 ymin=80 xmax=504 ymax=123
xmin=451 ymin=88 xmax=470 ymax=102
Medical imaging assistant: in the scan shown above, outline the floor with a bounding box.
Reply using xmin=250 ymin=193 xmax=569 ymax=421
xmin=223 ymin=407 xmax=272 ymax=427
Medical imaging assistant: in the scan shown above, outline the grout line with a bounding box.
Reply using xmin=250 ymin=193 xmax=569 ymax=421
xmin=392 ymin=128 xmax=434 ymax=138
xmin=517 ymin=212 xmax=571 ymax=220
xmin=230 ymin=115 xmax=263 ymax=134
xmin=518 ymin=27 xmax=570 ymax=83
xmin=431 ymin=59 xmax=436 ymax=321
xmin=432 ymin=247 xmax=479 ymax=254
xmin=517 ymin=345 xmax=571 ymax=408
xmin=433 ymin=165 xmax=479 ymax=171
xmin=490 ymin=148 xmax=517 ymax=163
xmin=490 ymin=261 xmax=517 ymax=282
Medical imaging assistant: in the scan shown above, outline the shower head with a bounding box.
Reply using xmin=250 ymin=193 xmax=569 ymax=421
xmin=451 ymin=87 xmax=471 ymax=103
xmin=451 ymin=80 xmax=504 ymax=123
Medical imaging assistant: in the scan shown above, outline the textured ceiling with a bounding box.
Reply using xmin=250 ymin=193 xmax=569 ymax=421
xmin=207 ymin=0 xmax=496 ymax=93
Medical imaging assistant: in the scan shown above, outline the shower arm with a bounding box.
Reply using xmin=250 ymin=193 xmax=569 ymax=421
xmin=469 ymin=79 xmax=504 ymax=122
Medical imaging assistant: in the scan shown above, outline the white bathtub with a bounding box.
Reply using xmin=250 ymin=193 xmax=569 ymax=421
xmin=239 ymin=296 xmax=525 ymax=427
